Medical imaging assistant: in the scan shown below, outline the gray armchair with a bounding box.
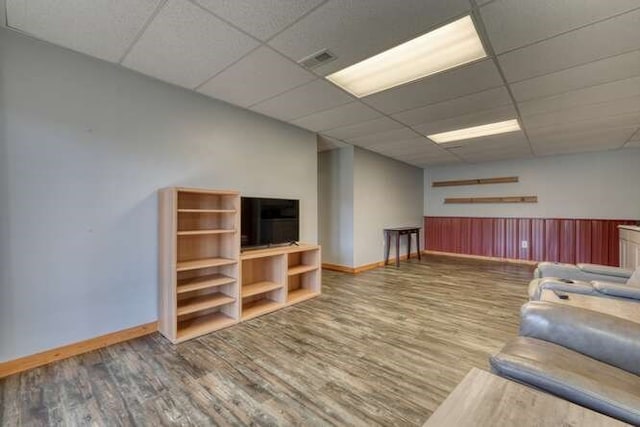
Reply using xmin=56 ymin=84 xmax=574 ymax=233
xmin=490 ymin=302 xmax=640 ymax=425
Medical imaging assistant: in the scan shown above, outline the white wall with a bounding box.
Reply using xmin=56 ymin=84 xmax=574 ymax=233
xmin=353 ymin=148 xmax=424 ymax=266
xmin=318 ymin=147 xmax=354 ymax=266
xmin=0 ymin=28 xmax=318 ymax=362
xmin=424 ymin=149 xmax=640 ymax=219
xmin=318 ymin=146 xmax=424 ymax=267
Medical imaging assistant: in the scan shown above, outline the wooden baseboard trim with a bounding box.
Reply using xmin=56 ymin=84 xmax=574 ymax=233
xmin=0 ymin=321 xmax=158 ymax=378
xmin=322 ymin=252 xmax=422 ymax=274
xmin=423 ymin=250 xmax=537 ymax=266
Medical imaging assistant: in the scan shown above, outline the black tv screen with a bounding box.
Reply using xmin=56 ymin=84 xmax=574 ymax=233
xmin=241 ymin=197 xmax=299 ymax=249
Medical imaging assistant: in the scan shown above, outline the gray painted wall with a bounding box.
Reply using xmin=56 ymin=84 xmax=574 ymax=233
xmin=353 ymin=148 xmax=424 ymax=266
xmin=318 ymin=146 xmax=424 ymax=267
xmin=424 ymin=149 xmax=640 ymax=219
xmin=0 ymin=28 xmax=318 ymax=362
xmin=318 ymin=147 xmax=354 ymax=267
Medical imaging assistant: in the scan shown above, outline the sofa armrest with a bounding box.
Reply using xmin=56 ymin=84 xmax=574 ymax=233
xmin=519 ymin=301 xmax=640 ymax=375
xmin=593 ymin=281 xmax=640 ymax=300
xmin=528 ymin=278 xmax=596 ymax=300
xmin=535 ymin=262 xmax=629 ymax=283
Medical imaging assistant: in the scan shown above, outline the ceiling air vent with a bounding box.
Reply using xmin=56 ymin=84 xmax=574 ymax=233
xmin=299 ymin=49 xmax=337 ymax=69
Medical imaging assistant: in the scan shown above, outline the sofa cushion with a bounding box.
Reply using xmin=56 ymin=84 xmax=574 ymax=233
xmin=490 ymin=337 xmax=640 ymax=425
xmin=593 ymin=281 xmax=640 ymax=300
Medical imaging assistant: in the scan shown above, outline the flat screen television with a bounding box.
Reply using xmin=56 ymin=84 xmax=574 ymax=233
xmin=241 ymin=197 xmax=299 ymax=249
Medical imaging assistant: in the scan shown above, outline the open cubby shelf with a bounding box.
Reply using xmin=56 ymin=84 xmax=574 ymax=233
xmin=160 ymin=187 xmax=321 ymax=343
xmin=177 ymin=292 xmax=235 ymax=316
xmin=176 ymin=312 xmax=236 ymax=342
xmin=176 ymin=257 xmax=237 ymax=272
xmin=177 ymin=229 xmax=236 ymax=236
xmin=177 ymin=273 xmax=235 ymax=294
xmin=288 ymin=264 xmax=317 ymax=276
xmin=178 ymin=209 xmax=236 ymax=213
xmin=287 ymin=288 xmax=319 ymax=304
xmin=242 ymin=281 xmax=283 ymax=298
xmin=241 ymin=298 xmax=282 ymax=321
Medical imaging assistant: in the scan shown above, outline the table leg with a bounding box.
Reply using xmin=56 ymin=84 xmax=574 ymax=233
xmin=395 ymin=233 xmax=400 ymax=268
xmin=384 ymin=231 xmax=391 ymax=265
xmin=407 ymin=233 xmax=412 ymax=260
xmin=416 ymin=230 xmax=421 ymax=260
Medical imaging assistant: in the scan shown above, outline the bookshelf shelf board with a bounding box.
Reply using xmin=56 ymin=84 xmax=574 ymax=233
xmin=176 ymin=257 xmax=236 ymax=272
xmin=242 ymin=299 xmax=282 ymax=321
xmin=177 ymin=274 xmax=236 ymax=294
xmin=176 ymin=312 xmax=236 ymax=342
xmin=242 ymin=281 xmax=283 ymax=298
xmin=177 ymin=293 xmax=235 ymax=316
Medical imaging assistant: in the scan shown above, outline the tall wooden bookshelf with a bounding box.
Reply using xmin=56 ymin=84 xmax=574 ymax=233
xmin=159 ymin=188 xmax=240 ymax=343
xmin=159 ymin=187 xmax=321 ymax=343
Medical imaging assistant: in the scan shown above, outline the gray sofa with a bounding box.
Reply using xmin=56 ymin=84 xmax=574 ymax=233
xmin=529 ymin=262 xmax=640 ymax=301
xmin=490 ymin=302 xmax=640 ymax=425
xmin=533 ymin=262 xmax=633 ymax=282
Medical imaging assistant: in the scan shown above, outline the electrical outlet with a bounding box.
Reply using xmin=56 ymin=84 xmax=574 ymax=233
xmin=521 ymin=240 xmax=528 ymax=249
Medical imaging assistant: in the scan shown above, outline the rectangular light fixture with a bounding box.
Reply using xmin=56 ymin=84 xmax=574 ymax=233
xmin=428 ymin=119 xmax=522 ymax=143
xmin=326 ymin=15 xmax=486 ymax=98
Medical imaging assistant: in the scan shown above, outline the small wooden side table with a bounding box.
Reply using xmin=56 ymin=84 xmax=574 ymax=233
xmin=423 ymin=368 xmax=628 ymax=426
xmin=384 ymin=226 xmax=421 ymax=267
xmin=540 ymin=289 xmax=640 ymax=323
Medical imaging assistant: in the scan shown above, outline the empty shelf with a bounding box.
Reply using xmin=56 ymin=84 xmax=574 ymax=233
xmin=177 ymin=229 xmax=236 ymax=236
xmin=177 ymin=293 xmax=235 ymax=316
xmin=176 ymin=257 xmax=236 ymax=272
xmin=177 ymin=209 xmax=236 ymax=213
xmin=287 ymin=265 xmax=317 ymax=276
xmin=287 ymin=288 xmax=319 ymax=305
xmin=242 ymin=298 xmax=282 ymax=321
xmin=242 ymin=281 xmax=283 ymax=298
xmin=177 ymin=273 xmax=236 ymax=294
xmin=176 ymin=312 xmax=236 ymax=342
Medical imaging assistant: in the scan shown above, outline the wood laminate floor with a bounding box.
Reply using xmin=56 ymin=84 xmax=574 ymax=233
xmin=0 ymin=255 xmax=532 ymax=426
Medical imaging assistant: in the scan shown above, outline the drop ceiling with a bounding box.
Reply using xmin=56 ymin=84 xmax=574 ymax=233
xmin=3 ymin=0 xmax=640 ymax=167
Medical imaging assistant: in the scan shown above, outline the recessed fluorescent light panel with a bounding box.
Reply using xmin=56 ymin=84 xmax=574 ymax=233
xmin=428 ymin=119 xmax=522 ymax=143
xmin=326 ymin=15 xmax=486 ymax=97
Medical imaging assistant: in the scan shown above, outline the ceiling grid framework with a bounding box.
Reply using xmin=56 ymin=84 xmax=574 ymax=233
xmin=4 ymin=0 xmax=640 ymax=166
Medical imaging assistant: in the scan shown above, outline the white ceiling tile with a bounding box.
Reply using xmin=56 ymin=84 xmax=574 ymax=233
xmin=392 ymin=86 xmax=512 ymax=126
xmin=363 ymin=60 xmax=503 ymax=114
xmin=533 ymin=129 xmax=633 ymax=156
xmin=531 ymin=126 xmax=636 ymax=147
xmin=625 ymin=141 xmax=640 ymax=148
xmin=450 ymin=134 xmax=532 ymax=162
xmin=522 ymin=95 xmax=640 ymax=130
xmin=194 ymin=0 xmax=324 ymax=41
xmin=197 ymin=46 xmax=315 ymax=108
xmin=122 ymin=0 xmax=259 ymax=89
xmin=291 ymin=102 xmax=381 ymax=132
xmin=630 ymin=129 xmax=640 ymax=141
xmin=518 ymin=76 xmax=640 ymax=117
xmin=250 ymin=79 xmax=353 ymax=121
xmin=510 ymin=50 xmax=640 ymax=102
xmin=480 ymin=0 xmax=640 ymax=54
xmin=498 ymin=9 xmax=640 ymax=83
xmin=322 ymin=117 xmax=404 ymax=140
xmin=412 ymin=105 xmax=518 ymax=136
xmin=458 ymin=150 xmax=533 ymax=163
xmin=365 ymin=137 xmax=436 ymax=155
xmin=268 ymin=0 xmax=470 ymax=75
xmin=346 ymin=128 xmax=420 ymax=146
xmin=526 ymin=113 xmax=640 ymax=140
xmin=6 ymin=0 xmax=161 ymax=62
